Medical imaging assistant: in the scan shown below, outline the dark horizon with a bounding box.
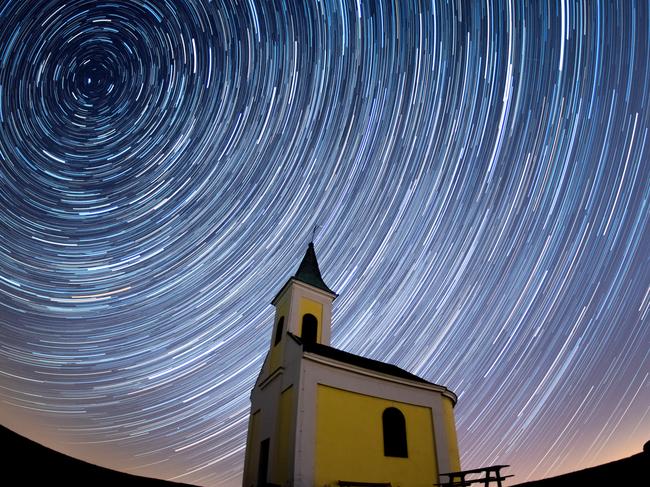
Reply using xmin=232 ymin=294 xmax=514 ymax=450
xmin=2 ymin=424 xmax=648 ymax=486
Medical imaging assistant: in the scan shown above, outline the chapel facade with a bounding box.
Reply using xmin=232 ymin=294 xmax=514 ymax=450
xmin=243 ymin=243 xmax=460 ymax=487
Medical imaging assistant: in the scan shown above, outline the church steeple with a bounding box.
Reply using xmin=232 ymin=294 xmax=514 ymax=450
xmin=293 ymin=242 xmax=336 ymax=296
xmin=270 ymin=242 xmax=337 ymax=348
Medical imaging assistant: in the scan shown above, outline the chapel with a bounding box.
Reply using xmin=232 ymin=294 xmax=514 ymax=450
xmin=243 ymin=242 xmax=461 ymax=487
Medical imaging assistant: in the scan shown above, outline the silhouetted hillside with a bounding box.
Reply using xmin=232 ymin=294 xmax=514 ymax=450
xmin=1 ymin=425 xmax=195 ymax=486
xmin=4 ymin=422 xmax=647 ymax=486
xmin=513 ymin=441 xmax=649 ymax=487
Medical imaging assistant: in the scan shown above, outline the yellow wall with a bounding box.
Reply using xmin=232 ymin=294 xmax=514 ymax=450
xmin=442 ymin=397 xmax=461 ymax=471
xmin=272 ymin=386 xmax=294 ymax=484
xmin=315 ymin=385 xmax=438 ymax=487
xmin=269 ymin=296 xmax=290 ymax=371
xmin=298 ymin=298 xmax=323 ymax=341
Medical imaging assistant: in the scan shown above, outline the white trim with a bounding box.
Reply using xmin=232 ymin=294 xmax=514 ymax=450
xmin=303 ymin=352 xmax=458 ymax=403
xmin=272 ymin=277 xmax=336 ymax=305
xmin=295 ymin=357 xmax=316 ymax=486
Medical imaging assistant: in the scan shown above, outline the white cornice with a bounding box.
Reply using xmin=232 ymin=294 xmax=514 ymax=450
xmin=271 ymin=278 xmax=337 ymax=305
xmin=303 ymin=352 xmax=458 ymax=404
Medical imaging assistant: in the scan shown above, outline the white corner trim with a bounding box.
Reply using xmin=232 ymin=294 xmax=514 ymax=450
xmin=290 ymin=278 xmax=337 ymax=300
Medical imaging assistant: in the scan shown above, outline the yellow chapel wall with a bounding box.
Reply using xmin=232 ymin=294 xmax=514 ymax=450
xmin=315 ymin=384 xmax=438 ymax=487
xmin=269 ymin=294 xmax=291 ymax=372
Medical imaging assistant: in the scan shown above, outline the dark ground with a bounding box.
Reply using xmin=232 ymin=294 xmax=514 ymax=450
xmin=1 ymin=425 xmax=195 ymax=486
xmin=2 ymin=423 xmax=647 ymax=486
xmin=512 ymin=441 xmax=649 ymax=487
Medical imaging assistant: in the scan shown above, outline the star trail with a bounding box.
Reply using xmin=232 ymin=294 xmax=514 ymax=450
xmin=0 ymin=0 xmax=648 ymax=485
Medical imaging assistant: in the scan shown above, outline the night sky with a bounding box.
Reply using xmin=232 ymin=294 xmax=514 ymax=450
xmin=0 ymin=1 xmax=648 ymax=486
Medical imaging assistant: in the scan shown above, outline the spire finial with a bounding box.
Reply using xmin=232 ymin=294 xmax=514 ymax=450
xmin=292 ymin=238 xmax=337 ymax=297
xmin=311 ymin=224 xmax=320 ymax=243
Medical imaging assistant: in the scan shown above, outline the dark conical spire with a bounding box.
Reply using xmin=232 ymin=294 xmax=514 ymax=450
xmin=293 ymin=242 xmax=336 ymax=295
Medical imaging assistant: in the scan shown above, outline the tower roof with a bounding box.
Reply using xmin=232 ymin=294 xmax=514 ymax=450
xmin=292 ymin=242 xmax=336 ymax=296
xmin=271 ymin=242 xmax=337 ymax=305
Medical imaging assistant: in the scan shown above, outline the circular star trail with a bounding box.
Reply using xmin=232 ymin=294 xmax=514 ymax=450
xmin=0 ymin=1 xmax=648 ymax=486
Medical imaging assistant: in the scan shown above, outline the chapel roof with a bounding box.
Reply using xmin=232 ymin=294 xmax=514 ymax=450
xmin=298 ymin=337 xmax=432 ymax=385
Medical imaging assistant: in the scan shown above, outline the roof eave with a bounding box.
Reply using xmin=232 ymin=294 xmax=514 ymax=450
xmin=303 ymin=351 xmax=458 ymax=405
xmin=271 ymin=277 xmax=338 ymax=305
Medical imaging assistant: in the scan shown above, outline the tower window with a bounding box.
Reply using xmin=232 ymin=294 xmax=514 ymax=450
xmin=301 ymin=313 xmax=317 ymax=344
xmin=274 ymin=316 xmax=284 ymax=346
xmin=383 ymin=407 xmax=408 ymax=457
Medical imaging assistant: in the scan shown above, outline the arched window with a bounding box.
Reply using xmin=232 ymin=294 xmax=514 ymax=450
xmin=301 ymin=313 xmax=318 ymax=344
xmin=383 ymin=407 xmax=408 ymax=457
xmin=274 ymin=316 xmax=285 ymax=346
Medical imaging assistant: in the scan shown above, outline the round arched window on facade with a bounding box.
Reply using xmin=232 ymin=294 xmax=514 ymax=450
xmin=383 ymin=407 xmax=408 ymax=457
